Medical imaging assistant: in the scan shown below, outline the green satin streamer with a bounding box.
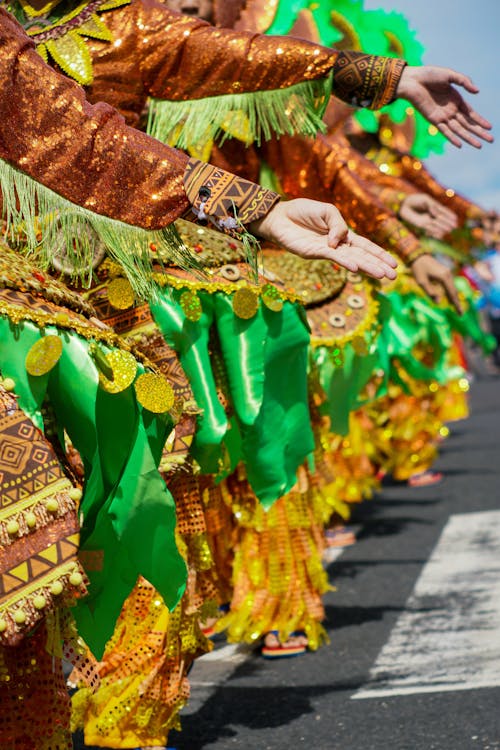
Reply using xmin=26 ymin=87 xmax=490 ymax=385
xmin=384 ymin=291 xmax=455 ymax=384
xmin=382 ymin=281 xmax=491 ymax=387
xmin=448 ymin=277 xmax=496 ymax=354
xmin=150 ymin=290 xmax=313 ymax=506
xmin=0 ymin=318 xmax=186 ymax=658
xmin=308 ymin=279 xmax=487 ymax=438
xmin=214 ymin=296 xmax=313 ymax=506
xmin=312 ymin=343 xmax=380 ymax=436
xmin=149 ymin=290 xmax=232 ymax=474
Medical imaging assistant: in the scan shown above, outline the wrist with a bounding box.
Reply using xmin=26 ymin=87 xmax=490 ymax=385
xmin=395 ymin=65 xmax=417 ymax=101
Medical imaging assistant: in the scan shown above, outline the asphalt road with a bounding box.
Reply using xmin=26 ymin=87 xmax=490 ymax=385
xmin=76 ymin=374 xmax=500 ymax=750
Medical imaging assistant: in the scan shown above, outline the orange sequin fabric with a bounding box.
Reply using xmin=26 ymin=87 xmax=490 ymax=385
xmin=259 ymin=130 xmax=424 ymax=263
xmin=0 ymin=621 xmax=72 ymax=750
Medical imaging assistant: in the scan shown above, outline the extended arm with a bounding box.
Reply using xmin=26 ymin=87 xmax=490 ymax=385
xmin=0 ymin=9 xmax=397 ymax=281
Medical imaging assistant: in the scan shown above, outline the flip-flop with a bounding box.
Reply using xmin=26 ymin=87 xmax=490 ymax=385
xmin=261 ymin=630 xmax=307 ymax=659
xmin=325 ymin=526 xmax=356 ymax=548
xmin=407 ymin=471 xmax=444 ymax=488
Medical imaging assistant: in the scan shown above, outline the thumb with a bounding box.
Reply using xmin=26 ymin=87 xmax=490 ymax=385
xmin=447 ymin=69 xmax=479 ymax=94
xmin=426 ymin=199 xmax=438 ymax=218
xmin=324 ymin=206 xmax=348 ymax=248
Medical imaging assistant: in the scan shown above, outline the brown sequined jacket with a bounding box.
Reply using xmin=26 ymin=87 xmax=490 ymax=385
xmin=0 ymin=0 xmax=405 ymax=232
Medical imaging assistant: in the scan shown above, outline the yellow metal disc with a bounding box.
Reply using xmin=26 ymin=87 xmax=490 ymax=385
xmin=134 ymin=373 xmax=175 ymax=414
xmin=261 ymin=283 xmax=284 ymax=312
xmin=180 ymin=290 xmax=202 ymax=322
xmin=98 ymin=350 xmax=137 ymax=393
xmin=232 ymin=287 xmax=259 ymax=320
xmin=107 ymin=277 xmax=136 ymax=310
xmin=25 ymin=336 xmax=63 ymax=376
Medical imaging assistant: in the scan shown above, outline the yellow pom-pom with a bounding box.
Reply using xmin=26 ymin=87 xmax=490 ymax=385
xmin=2 ymin=377 xmax=16 ymax=392
xmin=50 ymin=581 xmax=63 ymax=596
xmin=69 ymin=571 xmax=83 ymax=587
xmin=69 ymin=487 xmax=83 ymax=502
xmin=45 ymin=498 xmax=59 ymax=513
xmin=6 ymin=520 xmax=19 ymax=536
xmin=13 ymin=610 xmax=26 ymax=625
xmin=33 ymin=596 xmax=47 ymax=610
xmin=0 ymin=619 xmax=7 ymax=633
xmin=25 ymin=512 xmax=37 ymax=529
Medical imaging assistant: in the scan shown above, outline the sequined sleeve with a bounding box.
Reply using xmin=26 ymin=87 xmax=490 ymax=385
xmin=330 ymin=51 xmax=406 ymax=109
xmin=398 ymin=154 xmax=484 ymax=224
xmin=183 ymin=158 xmax=279 ymax=233
xmin=131 ymin=0 xmax=404 ymax=107
xmin=0 ymin=8 xmax=278 ymax=233
xmin=259 ymin=132 xmax=424 ymax=265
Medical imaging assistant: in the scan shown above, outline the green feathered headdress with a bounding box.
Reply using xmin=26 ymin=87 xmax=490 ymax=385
xmin=265 ymin=0 xmax=446 ymax=158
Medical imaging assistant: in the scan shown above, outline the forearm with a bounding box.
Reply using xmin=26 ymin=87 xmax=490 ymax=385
xmin=0 ymin=8 xmax=188 ymax=228
xmin=0 ymin=8 xmax=277 ymax=232
xmin=134 ymin=0 xmax=405 ymax=106
xmin=333 ymin=168 xmax=424 ymax=264
xmin=399 ymin=154 xmax=483 ymax=223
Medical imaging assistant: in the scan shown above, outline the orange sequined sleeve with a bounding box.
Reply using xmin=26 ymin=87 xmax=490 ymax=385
xmin=0 ymin=8 xmax=277 ymax=231
xmin=132 ymin=0 xmax=404 ymax=107
xmin=260 ymin=131 xmax=424 ymax=265
xmin=315 ymin=134 xmax=424 ymax=263
xmin=398 ymin=154 xmax=484 ymax=223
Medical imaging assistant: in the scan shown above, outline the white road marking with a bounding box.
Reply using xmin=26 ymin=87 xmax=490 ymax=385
xmin=354 ymin=510 xmax=500 ymax=699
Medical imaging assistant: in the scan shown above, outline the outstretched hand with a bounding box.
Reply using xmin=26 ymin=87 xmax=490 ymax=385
xmin=399 ymin=193 xmax=458 ymax=238
xmin=249 ymin=198 xmax=398 ymax=280
xmin=396 ymin=66 xmax=494 ymax=149
xmin=411 ymin=253 xmax=462 ymax=313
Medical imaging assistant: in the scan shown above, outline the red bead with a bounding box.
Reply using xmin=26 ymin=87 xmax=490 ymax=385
xmin=32 ymin=271 xmax=45 ymax=282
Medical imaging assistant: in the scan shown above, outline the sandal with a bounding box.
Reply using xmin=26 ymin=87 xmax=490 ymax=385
xmin=261 ymin=630 xmax=308 ymax=659
xmin=325 ymin=526 xmax=356 ymax=548
xmin=407 ymin=470 xmax=444 ymax=488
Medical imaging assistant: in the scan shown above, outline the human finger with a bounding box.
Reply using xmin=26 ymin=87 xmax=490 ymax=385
xmin=455 ymin=111 xmax=494 ymax=143
xmin=432 ymin=203 xmax=458 ymax=230
xmin=347 ymin=231 xmax=398 ymax=268
xmin=447 ymin=117 xmax=484 ymax=149
xmin=457 ymin=97 xmax=494 ymax=131
xmin=438 ymin=272 xmax=462 ymax=313
xmin=446 ymin=70 xmax=479 ymax=94
xmin=320 ymin=204 xmax=349 ymax=248
xmin=437 ymin=121 xmax=463 ymax=149
xmin=333 ymin=241 xmax=397 ymax=280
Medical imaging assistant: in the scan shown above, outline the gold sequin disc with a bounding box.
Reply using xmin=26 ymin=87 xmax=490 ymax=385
xmin=98 ymin=350 xmax=138 ymax=394
xmin=232 ymin=288 xmax=259 ymax=319
xmin=352 ymin=336 xmax=368 ymax=356
xmin=261 ymin=283 xmax=284 ymax=312
xmin=135 ymin=373 xmax=175 ymax=413
xmin=25 ymin=336 xmax=63 ymax=376
xmin=107 ymin=277 xmax=136 ymax=310
xmin=180 ymin=290 xmax=202 ymax=322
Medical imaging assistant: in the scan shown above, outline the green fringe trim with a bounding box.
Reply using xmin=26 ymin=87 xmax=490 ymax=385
xmin=0 ymin=158 xmax=204 ymax=300
xmin=147 ymin=76 xmax=333 ymax=149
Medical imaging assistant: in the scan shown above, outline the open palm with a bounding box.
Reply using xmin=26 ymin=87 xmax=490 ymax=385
xmin=249 ymin=199 xmax=398 ymax=280
xmin=396 ymin=66 xmax=494 ymax=149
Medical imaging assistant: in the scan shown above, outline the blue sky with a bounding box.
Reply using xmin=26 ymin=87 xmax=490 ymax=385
xmin=364 ymin=0 xmax=500 ymax=210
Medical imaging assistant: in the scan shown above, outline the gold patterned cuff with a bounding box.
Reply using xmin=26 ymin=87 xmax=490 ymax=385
xmin=332 ymin=52 xmax=406 ymax=110
xmin=183 ymin=158 xmax=279 ymax=235
xmin=377 ymin=216 xmax=426 ymax=265
xmin=377 ymin=187 xmax=408 ymax=214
